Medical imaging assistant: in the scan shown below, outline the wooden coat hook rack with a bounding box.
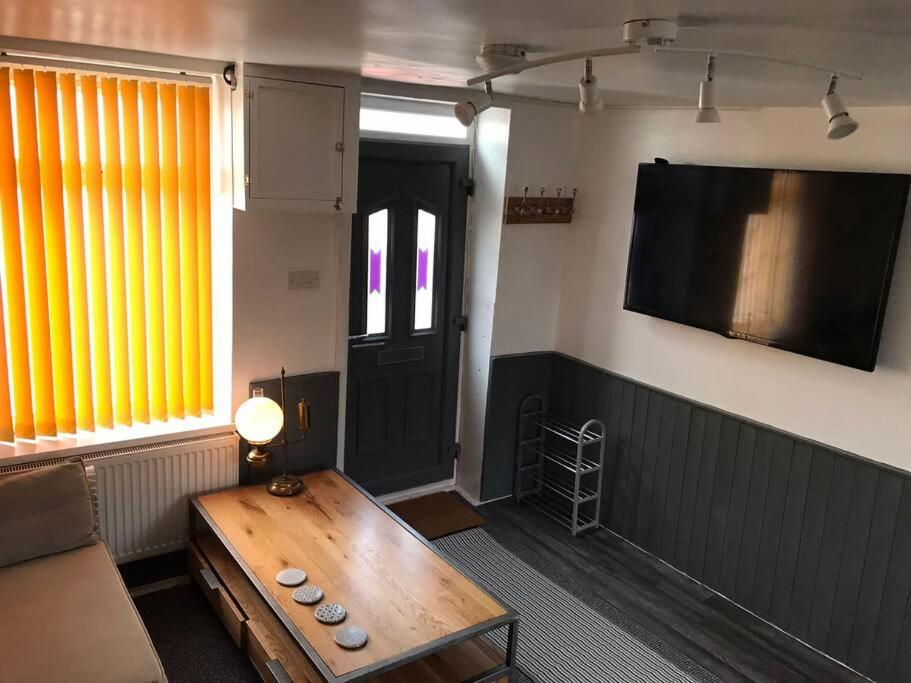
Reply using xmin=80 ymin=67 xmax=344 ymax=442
xmin=504 ymin=186 xmax=577 ymax=224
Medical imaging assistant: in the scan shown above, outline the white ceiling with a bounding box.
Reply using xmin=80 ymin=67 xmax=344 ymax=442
xmin=3 ymin=0 xmax=911 ymax=106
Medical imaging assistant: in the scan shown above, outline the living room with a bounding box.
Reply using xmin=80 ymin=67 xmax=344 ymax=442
xmin=0 ymin=3 xmax=909 ymax=682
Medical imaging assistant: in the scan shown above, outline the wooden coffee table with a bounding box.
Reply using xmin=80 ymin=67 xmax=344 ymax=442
xmin=188 ymin=469 xmax=518 ymax=682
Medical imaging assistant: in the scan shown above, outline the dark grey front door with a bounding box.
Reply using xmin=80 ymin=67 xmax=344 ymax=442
xmin=344 ymin=141 xmax=469 ymax=495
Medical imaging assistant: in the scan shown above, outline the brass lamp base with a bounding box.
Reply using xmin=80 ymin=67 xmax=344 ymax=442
xmin=267 ymin=474 xmax=304 ymax=497
xmin=246 ymin=446 xmax=273 ymax=467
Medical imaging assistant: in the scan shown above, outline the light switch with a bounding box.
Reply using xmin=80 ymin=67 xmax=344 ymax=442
xmin=288 ymin=270 xmax=320 ymax=290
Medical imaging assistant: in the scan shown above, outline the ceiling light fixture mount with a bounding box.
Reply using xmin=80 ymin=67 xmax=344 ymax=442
xmin=476 ymin=43 xmax=528 ymax=72
xmin=622 ymin=19 xmax=678 ymax=47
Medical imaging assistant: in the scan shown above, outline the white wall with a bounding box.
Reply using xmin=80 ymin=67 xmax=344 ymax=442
xmin=490 ymin=103 xmax=581 ymax=356
xmin=555 ymin=106 xmax=911 ymax=473
xmin=231 ymin=209 xmax=346 ymax=413
xmin=456 ymin=107 xmax=511 ymax=500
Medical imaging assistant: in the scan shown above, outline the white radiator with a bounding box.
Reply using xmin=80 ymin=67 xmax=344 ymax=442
xmin=0 ymin=431 xmax=238 ymax=563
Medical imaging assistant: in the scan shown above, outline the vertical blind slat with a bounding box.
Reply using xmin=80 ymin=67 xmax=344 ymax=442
xmin=101 ymin=77 xmax=132 ymax=427
xmin=13 ymin=69 xmax=57 ymax=436
xmin=195 ymin=86 xmax=213 ymax=414
xmin=0 ymin=69 xmax=212 ymax=442
xmin=59 ymin=72 xmax=95 ymax=432
xmin=81 ymin=75 xmax=114 ymax=429
xmin=0 ymin=67 xmax=34 ymax=439
xmin=141 ymin=81 xmax=167 ymax=422
xmin=160 ymin=83 xmax=184 ymax=419
xmin=0 ymin=282 xmax=13 ymax=442
xmin=36 ymin=70 xmax=77 ymax=434
xmin=177 ymin=85 xmax=200 ymax=417
xmin=121 ymin=80 xmax=149 ymax=424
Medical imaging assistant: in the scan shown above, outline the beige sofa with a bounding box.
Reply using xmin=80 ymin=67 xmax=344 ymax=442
xmin=0 ymin=459 xmax=166 ymax=683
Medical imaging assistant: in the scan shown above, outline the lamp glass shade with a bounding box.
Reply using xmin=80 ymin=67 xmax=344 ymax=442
xmin=235 ymin=395 xmax=283 ymax=445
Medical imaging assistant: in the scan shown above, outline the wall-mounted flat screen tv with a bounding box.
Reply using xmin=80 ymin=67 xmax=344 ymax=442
xmin=624 ymin=163 xmax=909 ymax=371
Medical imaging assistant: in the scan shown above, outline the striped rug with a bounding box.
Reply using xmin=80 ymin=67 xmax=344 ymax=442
xmin=435 ymin=528 xmax=700 ymax=683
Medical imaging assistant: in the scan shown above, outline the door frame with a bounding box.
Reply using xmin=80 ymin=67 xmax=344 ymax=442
xmin=344 ymin=140 xmax=470 ymax=493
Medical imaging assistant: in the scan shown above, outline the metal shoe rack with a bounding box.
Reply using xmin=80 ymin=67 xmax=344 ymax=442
xmin=514 ymin=394 xmax=605 ymax=536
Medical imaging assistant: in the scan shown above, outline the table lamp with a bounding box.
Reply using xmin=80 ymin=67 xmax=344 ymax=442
xmin=234 ymin=368 xmax=308 ymax=496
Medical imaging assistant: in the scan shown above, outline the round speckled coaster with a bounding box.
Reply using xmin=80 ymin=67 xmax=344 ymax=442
xmin=275 ymin=568 xmax=307 ymax=587
xmin=335 ymin=625 xmax=368 ymax=650
xmin=314 ymin=603 xmax=346 ymax=624
xmin=292 ymin=585 xmax=324 ymax=605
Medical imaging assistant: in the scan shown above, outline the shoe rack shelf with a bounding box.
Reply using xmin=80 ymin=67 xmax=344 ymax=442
xmin=514 ymin=394 xmax=605 ymax=536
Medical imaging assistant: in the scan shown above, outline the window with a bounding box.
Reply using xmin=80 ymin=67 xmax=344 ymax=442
xmin=359 ymin=94 xmax=467 ymax=143
xmin=413 ymin=208 xmax=437 ymax=331
xmin=0 ymin=66 xmax=212 ymax=442
xmin=365 ymin=208 xmax=389 ymax=335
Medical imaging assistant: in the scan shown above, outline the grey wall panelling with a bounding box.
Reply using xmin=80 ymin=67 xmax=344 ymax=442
xmin=481 ymin=351 xmax=911 ymax=683
xmin=240 ymin=370 xmax=339 ymax=484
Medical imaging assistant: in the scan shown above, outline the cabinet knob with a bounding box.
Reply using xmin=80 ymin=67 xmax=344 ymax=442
xmin=334 ymin=197 xmax=342 ymax=211
xmin=335 ymin=142 xmax=345 ymax=152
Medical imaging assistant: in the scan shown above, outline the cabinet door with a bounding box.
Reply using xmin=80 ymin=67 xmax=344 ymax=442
xmin=248 ymin=77 xmax=345 ymax=202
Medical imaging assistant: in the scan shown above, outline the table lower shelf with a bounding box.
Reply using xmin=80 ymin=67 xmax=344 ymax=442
xmin=189 ymin=535 xmax=508 ymax=682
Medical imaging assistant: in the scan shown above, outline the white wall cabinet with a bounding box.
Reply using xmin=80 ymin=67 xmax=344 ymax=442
xmin=233 ymin=63 xmax=360 ymax=213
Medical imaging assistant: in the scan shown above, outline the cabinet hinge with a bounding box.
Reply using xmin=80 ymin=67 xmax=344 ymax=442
xmin=334 ymin=197 xmax=342 ymax=211
xmin=448 ymin=443 xmax=461 ymax=459
xmin=244 ymin=174 xmax=251 ymax=187
xmin=245 ymin=90 xmax=254 ymax=99
xmin=459 ymin=177 xmax=475 ymax=196
xmin=453 ymin=315 xmax=468 ymax=332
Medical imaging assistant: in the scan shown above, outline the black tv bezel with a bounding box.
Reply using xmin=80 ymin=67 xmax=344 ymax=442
xmin=622 ymin=162 xmax=910 ymax=372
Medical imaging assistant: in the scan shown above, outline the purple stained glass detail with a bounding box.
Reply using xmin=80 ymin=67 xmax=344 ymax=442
xmin=369 ymin=250 xmax=382 ymax=294
xmin=417 ymin=249 xmax=429 ymax=290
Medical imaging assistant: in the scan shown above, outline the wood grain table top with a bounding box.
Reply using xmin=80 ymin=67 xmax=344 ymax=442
xmin=194 ymin=470 xmax=509 ymax=678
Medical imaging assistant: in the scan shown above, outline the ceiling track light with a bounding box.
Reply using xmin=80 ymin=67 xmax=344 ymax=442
xmin=464 ymin=18 xmax=865 ymax=140
xmin=454 ymin=81 xmax=494 ymax=127
xmin=695 ymin=53 xmax=721 ymax=123
xmin=822 ymin=74 xmax=859 ymax=140
xmin=578 ymin=58 xmax=604 ymax=115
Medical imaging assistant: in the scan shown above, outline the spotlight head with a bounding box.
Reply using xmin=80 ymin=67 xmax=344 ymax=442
xmin=695 ymin=80 xmax=720 ymax=123
xmin=821 ymin=74 xmax=858 ymax=140
xmin=822 ymin=92 xmax=858 ymax=139
xmin=454 ymin=82 xmax=494 ymax=127
xmin=578 ymin=58 xmax=604 ymax=115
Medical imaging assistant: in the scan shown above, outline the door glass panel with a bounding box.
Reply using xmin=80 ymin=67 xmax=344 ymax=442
xmin=366 ymin=209 xmax=389 ymax=335
xmin=414 ymin=209 xmax=437 ymax=331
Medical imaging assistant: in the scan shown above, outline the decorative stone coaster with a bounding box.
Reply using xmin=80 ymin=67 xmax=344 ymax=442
xmin=314 ymin=603 xmax=347 ymax=625
xmin=275 ymin=568 xmax=307 ymax=587
xmin=292 ymin=585 xmax=324 ymax=605
xmin=334 ymin=625 xmax=368 ymax=650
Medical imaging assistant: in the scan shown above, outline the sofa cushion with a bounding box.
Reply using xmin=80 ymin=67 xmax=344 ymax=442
xmin=0 ymin=542 xmax=166 ymax=683
xmin=0 ymin=459 xmax=98 ymax=568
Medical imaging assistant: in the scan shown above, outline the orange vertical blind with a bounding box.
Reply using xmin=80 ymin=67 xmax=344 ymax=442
xmin=36 ymin=71 xmax=76 ymax=435
xmin=12 ymin=69 xmax=56 ymax=436
xmin=0 ymin=68 xmax=34 ymax=439
xmin=177 ymin=86 xmax=200 ymax=418
xmin=0 ymin=67 xmax=213 ymax=443
xmin=81 ymin=74 xmax=114 ymax=430
xmin=195 ymin=87 xmax=213 ymax=414
xmin=160 ymin=83 xmax=184 ymax=419
xmin=101 ymin=77 xmax=132 ymax=427
xmin=142 ymin=81 xmax=167 ymax=422
xmin=121 ymin=80 xmax=149 ymax=424
xmin=59 ymin=73 xmax=94 ymax=432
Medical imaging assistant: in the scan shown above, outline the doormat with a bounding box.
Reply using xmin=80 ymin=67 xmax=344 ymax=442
xmin=390 ymin=491 xmax=486 ymax=540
